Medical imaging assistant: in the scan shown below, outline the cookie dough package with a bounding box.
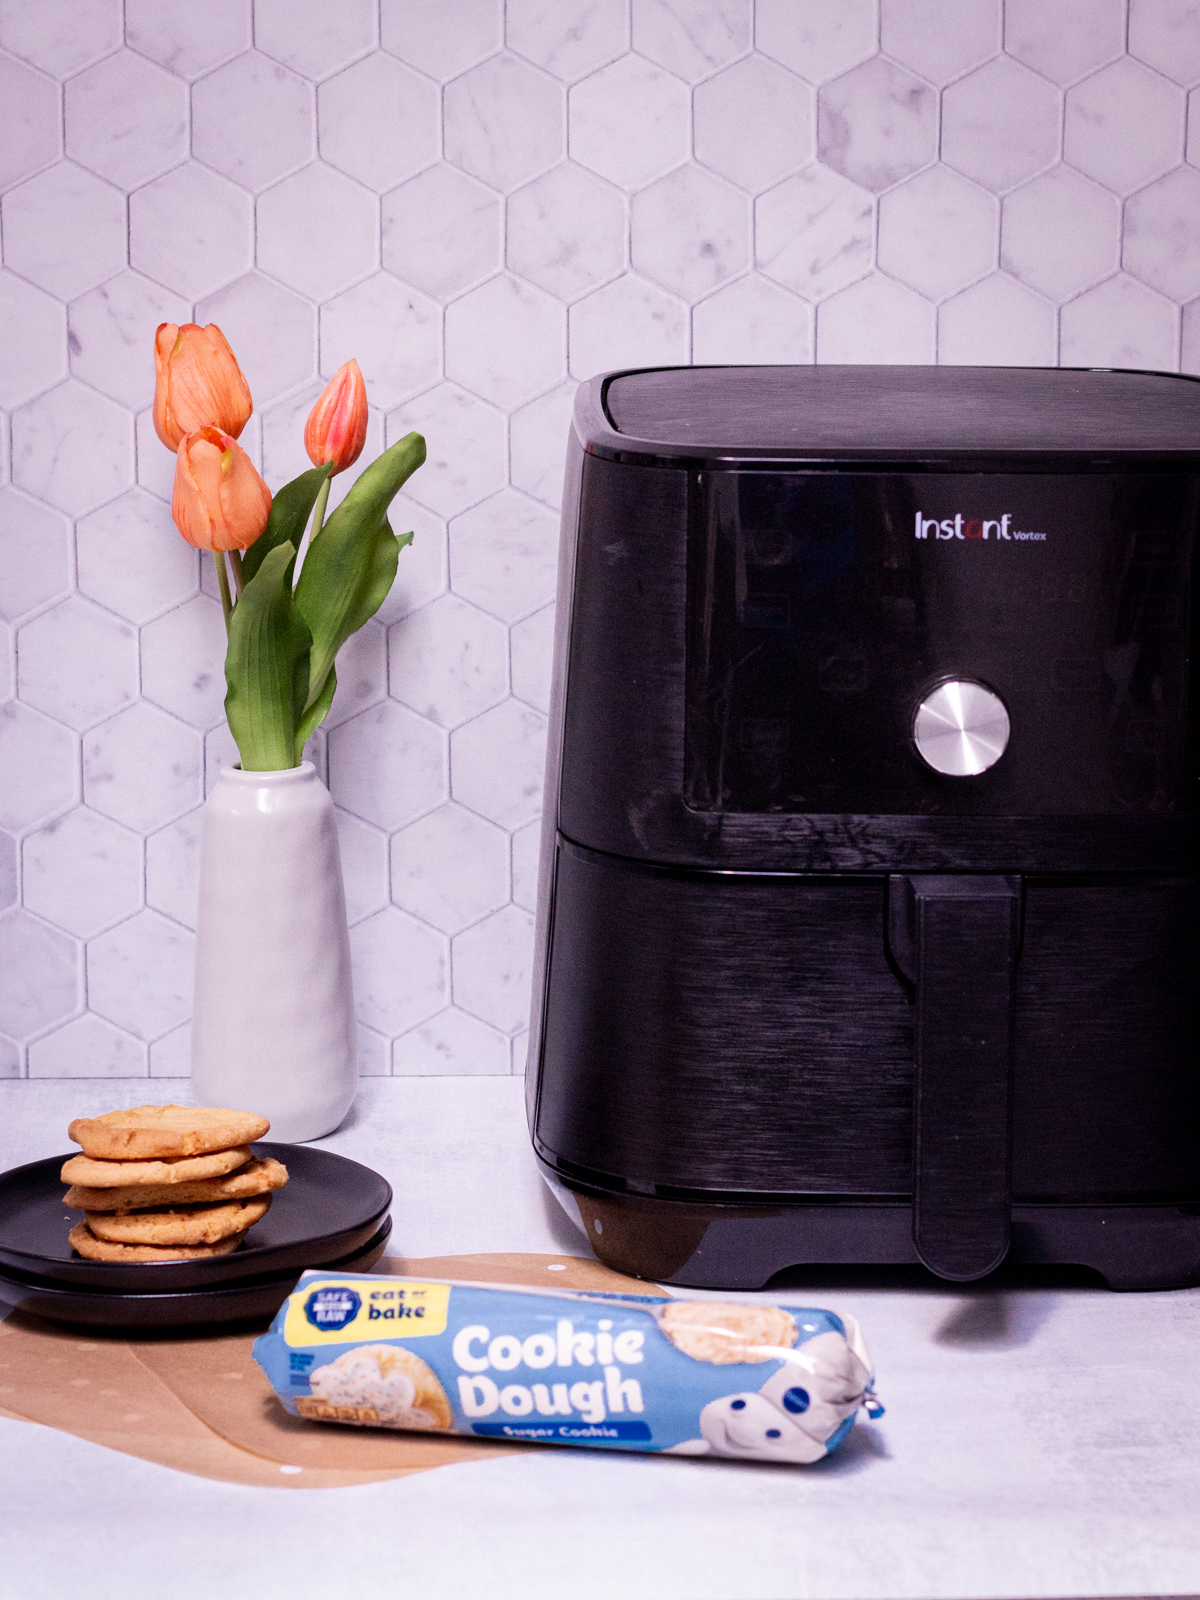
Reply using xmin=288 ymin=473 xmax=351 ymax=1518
xmin=254 ymin=1273 xmax=883 ymax=1464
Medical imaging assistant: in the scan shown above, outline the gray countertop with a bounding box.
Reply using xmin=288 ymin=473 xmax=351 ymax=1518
xmin=2 ymin=1078 xmax=1198 ymax=1600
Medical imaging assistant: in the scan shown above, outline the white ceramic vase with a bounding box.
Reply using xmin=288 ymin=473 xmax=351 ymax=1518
xmin=191 ymin=762 xmax=356 ymax=1142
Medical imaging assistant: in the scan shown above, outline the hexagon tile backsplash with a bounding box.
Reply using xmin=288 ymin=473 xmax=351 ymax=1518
xmin=1 ymin=0 xmax=1198 ymax=1083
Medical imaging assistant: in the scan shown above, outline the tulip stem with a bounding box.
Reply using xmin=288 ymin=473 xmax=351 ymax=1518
xmin=229 ymin=549 xmax=244 ymax=599
xmin=214 ymin=551 xmax=233 ymax=634
xmin=309 ymin=475 xmax=332 ymax=545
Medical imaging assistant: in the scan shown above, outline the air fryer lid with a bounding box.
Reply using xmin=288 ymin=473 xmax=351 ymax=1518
xmin=603 ymin=366 xmax=1200 ymax=456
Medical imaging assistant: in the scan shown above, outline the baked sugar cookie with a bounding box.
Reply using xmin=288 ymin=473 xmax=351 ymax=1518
xmin=60 ymin=1146 xmax=253 ymax=1188
xmin=64 ymin=1155 xmax=288 ymax=1212
xmin=84 ymin=1195 xmax=272 ymax=1247
xmin=658 ymin=1301 xmax=798 ymax=1364
xmin=68 ymin=1221 xmax=247 ymax=1263
xmin=68 ymin=1104 xmax=269 ymax=1161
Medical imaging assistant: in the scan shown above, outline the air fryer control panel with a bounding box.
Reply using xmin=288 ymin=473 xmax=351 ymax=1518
xmin=685 ymin=471 xmax=1196 ymax=816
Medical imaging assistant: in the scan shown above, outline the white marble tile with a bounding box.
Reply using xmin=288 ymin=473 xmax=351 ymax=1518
xmin=0 ymin=52 xmax=61 ymax=190
xmin=877 ymin=167 xmax=997 ymax=301
xmin=0 ymin=834 xmax=15 ymax=912
xmin=756 ymin=0 xmax=877 ymax=83
xmin=135 ymin=409 xmax=177 ymax=503
xmin=694 ymin=55 xmax=815 ymax=194
xmin=380 ymin=0 xmax=502 ymax=82
xmin=82 ymin=703 xmax=202 ymax=832
xmin=1001 ymin=166 xmax=1121 ymax=300
xmin=881 ymin=0 xmax=999 ymax=85
xmin=387 ymin=383 xmax=507 ymax=517
xmin=0 ymin=489 xmax=71 ymax=624
xmin=451 ymin=698 xmax=547 ymax=828
xmin=148 ymin=1020 xmax=190 ymax=1077
xmin=254 ymin=0 xmax=377 ymax=81
xmin=449 ymin=489 xmax=560 ymax=623
xmin=0 ymin=1038 xmax=17 ymax=1078
xmin=818 ymin=55 xmax=937 ymax=193
xmin=507 ymin=0 xmax=627 ymax=82
xmin=1123 ymin=167 xmax=1200 ymax=302
xmin=203 ymin=722 xmax=241 ymax=796
xmin=192 ymin=52 xmax=314 ymax=193
xmin=320 ymin=273 xmax=440 ymax=409
xmin=632 ymin=0 xmax=751 ymax=83
xmin=1190 ymin=85 xmax=1200 ymax=165
xmin=125 ymin=0 xmax=251 ymax=80
xmin=140 ymin=595 xmax=228 ymax=731
xmin=21 ymin=806 xmax=140 ymax=939
xmin=452 ymin=902 xmax=536 ymax=1033
xmin=568 ymin=274 xmax=688 ymax=379
xmin=382 ymin=165 xmax=503 ymax=301
xmin=65 ymin=51 xmax=187 ymax=191
xmin=816 ymin=272 xmax=936 ymax=362
xmin=0 ymin=623 xmax=10 ymax=704
xmin=333 ymin=806 xmax=390 ymax=926
xmin=631 ymin=165 xmax=751 ymax=299
xmin=510 ymin=601 xmax=555 ymax=714
xmin=11 ymin=381 xmax=134 ymax=516
xmin=376 ymin=498 xmax=450 ymax=623
xmin=77 ymin=486 xmax=197 ymax=624
xmin=356 ymin=1020 xmax=389 ymax=1076
xmin=510 ymin=1027 xmax=530 ymax=1074
xmin=2 ymin=163 xmax=127 ymax=302
xmin=325 ymin=619 xmax=389 ymax=732
xmin=144 ymin=809 xmax=202 ymax=931
xmin=17 ymin=597 xmax=138 ymax=732
xmin=86 ymin=908 xmax=193 ymax=1041
xmin=394 ymin=1006 xmax=511 ymax=1075
xmin=390 ymin=802 xmax=510 ymax=934
xmin=942 ymin=58 xmax=1061 ymax=195
xmin=1064 ymin=58 xmax=1185 ymax=197
xmin=1004 ymin=0 xmax=1127 ymax=86
xmin=0 ymin=911 xmax=80 ymax=1041
xmin=194 ymin=272 xmax=316 ymax=407
xmin=508 ymin=163 xmax=626 ymax=301
xmin=444 ymin=55 xmax=565 ymax=193
xmin=1183 ymin=297 xmax=1200 ymax=374
xmin=756 ymin=165 xmax=874 ymax=301
xmin=68 ymin=270 xmax=189 ymax=411
xmin=388 ymin=593 xmax=508 ymax=728
xmin=0 ymin=271 xmax=66 ymax=409
xmin=327 ymin=698 xmax=448 ymax=831
xmin=1060 ymin=274 xmax=1180 ymax=371
xmin=511 ymin=817 xmax=542 ymax=912
xmin=938 ymin=273 xmax=1057 ymax=366
xmin=509 ymin=382 xmax=577 ymax=509
xmin=348 ymin=905 xmax=448 ymax=1034
xmin=318 ymin=54 xmax=439 ymax=195
xmin=568 ymin=55 xmax=691 ymax=190
xmin=256 ymin=163 xmax=378 ymax=301
xmin=27 ymin=1012 xmax=147 ymax=1078
xmin=130 ymin=164 xmax=253 ymax=299
xmin=446 ymin=275 xmax=566 ymax=407
xmin=692 ymin=273 xmax=815 ymax=363
xmin=0 ymin=0 xmax=122 ymax=78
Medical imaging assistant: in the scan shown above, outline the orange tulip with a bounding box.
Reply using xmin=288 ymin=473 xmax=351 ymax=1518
xmin=153 ymin=322 xmax=253 ymax=451
xmin=304 ymin=359 xmax=368 ymax=475
xmin=171 ymin=428 xmax=272 ymax=553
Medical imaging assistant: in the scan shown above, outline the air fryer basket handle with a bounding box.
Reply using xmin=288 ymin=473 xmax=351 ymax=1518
xmin=888 ymin=874 xmax=1022 ymax=1282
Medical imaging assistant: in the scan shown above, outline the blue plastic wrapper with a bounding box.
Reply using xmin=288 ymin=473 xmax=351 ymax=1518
xmin=253 ymin=1272 xmax=883 ymax=1464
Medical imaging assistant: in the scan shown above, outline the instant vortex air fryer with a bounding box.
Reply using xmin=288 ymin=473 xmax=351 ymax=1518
xmin=527 ymin=366 xmax=1200 ymax=1291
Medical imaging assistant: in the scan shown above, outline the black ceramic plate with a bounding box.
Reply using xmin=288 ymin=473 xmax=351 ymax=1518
xmin=0 ymin=1142 xmax=392 ymax=1292
xmin=0 ymin=1218 xmax=392 ymax=1329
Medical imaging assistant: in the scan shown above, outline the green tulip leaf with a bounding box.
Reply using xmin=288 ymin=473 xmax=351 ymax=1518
xmin=241 ymin=461 xmax=334 ymax=585
xmin=294 ymin=664 xmax=338 ymax=758
xmin=224 ymin=540 xmax=312 ymax=771
xmin=294 ymin=431 xmax=425 ymax=718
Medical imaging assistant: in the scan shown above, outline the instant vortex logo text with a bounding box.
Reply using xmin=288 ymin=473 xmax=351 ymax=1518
xmin=914 ymin=512 xmax=1046 ymax=542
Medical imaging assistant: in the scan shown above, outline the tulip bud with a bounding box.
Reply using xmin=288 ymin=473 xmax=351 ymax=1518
xmin=304 ymin=359 xmax=368 ymax=475
xmin=172 ymin=428 xmax=272 ymax=553
xmin=153 ymin=322 xmax=253 ymax=451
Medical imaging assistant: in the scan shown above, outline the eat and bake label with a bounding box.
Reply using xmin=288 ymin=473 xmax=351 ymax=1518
xmin=284 ymin=1278 xmax=451 ymax=1345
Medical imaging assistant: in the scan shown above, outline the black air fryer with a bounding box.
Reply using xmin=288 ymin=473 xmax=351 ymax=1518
xmin=528 ymin=366 xmax=1200 ymax=1291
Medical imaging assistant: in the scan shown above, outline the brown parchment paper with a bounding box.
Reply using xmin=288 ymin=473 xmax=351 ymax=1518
xmin=0 ymin=1252 xmax=665 ymax=1490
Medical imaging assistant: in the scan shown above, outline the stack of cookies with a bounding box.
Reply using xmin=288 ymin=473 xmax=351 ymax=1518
xmin=62 ymin=1105 xmax=288 ymax=1264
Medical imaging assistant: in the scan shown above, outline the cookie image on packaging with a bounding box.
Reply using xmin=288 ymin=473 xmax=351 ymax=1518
xmin=299 ymin=1345 xmax=453 ymax=1431
xmin=657 ymin=1301 xmax=799 ymax=1364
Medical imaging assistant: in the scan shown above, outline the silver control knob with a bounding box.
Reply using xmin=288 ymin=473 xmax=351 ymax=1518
xmin=913 ymin=680 xmax=1010 ymax=777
